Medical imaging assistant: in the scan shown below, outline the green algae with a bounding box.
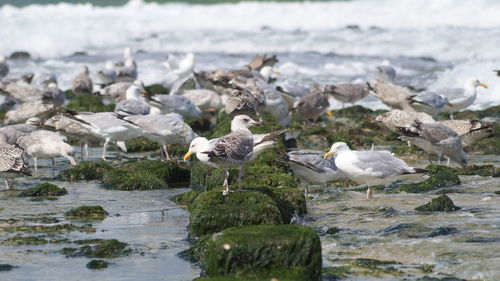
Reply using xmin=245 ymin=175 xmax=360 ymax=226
xmin=2 ymin=235 xmax=48 ymax=246
xmin=454 ymin=164 xmax=500 ymax=177
xmin=391 ymin=165 xmax=460 ymax=193
xmin=415 ymin=195 xmax=461 ymax=212
xmin=188 ymin=190 xmax=283 ymax=237
xmin=61 ymin=239 xmax=130 ymax=258
xmin=0 ymin=224 xmax=94 ymax=233
xmin=86 ymin=259 xmax=109 ymax=270
xmin=322 ymin=266 xmax=352 ymax=280
xmin=204 ymin=225 xmax=322 ymax=281
xmin=171 ymin=190 xmax=201 ymax=207
xmin=60 ymin=161 xmax=113 ymax=181
xmin=126 ymin=137 xmax=159 ymax=152
xmin=101 ymin=160 xmax=190 ymax=190
xmin=65 ymin=92 xmax=115 ymax=113
xmin=145 ymin=84 xmax=169 ymax=95
xmin=245 ymin=186 xmax=307 ymax=221
xmin=194 ymin=268 xmax=311 ymax=281
xmin=326 ymin=227 xmax=342 ymax=235
xmin=65 ymin=206 xmax=109 ymax=219
xmin=0 ymin=264 xmax=16 ymax=271
xmin=18 ymin=182 xmax=67 ymax=197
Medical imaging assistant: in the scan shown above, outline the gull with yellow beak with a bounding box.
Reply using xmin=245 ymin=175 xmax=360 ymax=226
xmin=437 ymin=78 xmax=488 ymax=120
xmin=324 ymin=142 xmax=426 ymax=198
xmin=184 ymin=115 xmax=264 ymax=195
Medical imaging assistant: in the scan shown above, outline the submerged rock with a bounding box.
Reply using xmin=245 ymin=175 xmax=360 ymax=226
xmin=3 ymin=235 xmax=48 ymax=246
xmin=203 ymin=225 xmax=322 ymax=281
xmin=0 ymin=264 xmax=16 ymax=271
xmin=61 ymin=161 xmax=113 ymax=181
xmin=86 ymin=259 xmax=109 ymax=270
xmin=9 ymin=51 xmax=31 ymax=60
xmin=61 ymin=239 xmax=130 ymax=258
xmin=392 ymin=165 xmax=460 ymax=193
xmin=18 ymin=182 xmax=67 ymax=197
xmin=65 ymin=206 xmax=109 ymax=219
xmin=1 ymin=223 xmax=94 ymax=233
xmin=415 ymin=195 xmax=461 ymax=212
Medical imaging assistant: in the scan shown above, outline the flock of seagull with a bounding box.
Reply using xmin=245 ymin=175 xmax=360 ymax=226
xmin=0 ymin=48 xmax=495 ymax=198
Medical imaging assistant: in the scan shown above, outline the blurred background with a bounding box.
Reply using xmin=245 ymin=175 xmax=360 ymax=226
xmin=1 ymin=0 xmax=499 ymax=109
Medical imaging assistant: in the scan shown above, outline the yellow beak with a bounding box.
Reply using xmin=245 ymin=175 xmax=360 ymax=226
xmin=141 ymin=90 xmax=148 ymax=95
xmin=323 ymin=151 xmax=334 ymax=159
xmin=479 ymin=83 xmax=488 ymax=89
xmin=326 ymin=111 xmax=334 ymax=117
xmin=183 ymin=151 xmax=193 ymax=161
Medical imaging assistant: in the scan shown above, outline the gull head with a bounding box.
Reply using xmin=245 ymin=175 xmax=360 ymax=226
xmin=451 ymin=150 xmax=468 ymax=168
xmin=231 ymin=115 xmax=263 ymax=131
xmin=185 ymin=53 xmax=195 ymax=64
xmin=324 ymin=142 xmax=351 ymax=159
xmin=464 ymin=78 xmax=488 ymax=90
xmin=124 ymin=46 xmax=133 ymax=59
xmin=259 ymin=66 xmax=280 ymax=81
xmin=25 ymin=117 xmax=41 ymax=125
xmin=184 ymin=137 xmax=209 ymax=160
xmin=374 ymin=65 xmax=396 ymax=82
xmin=126 ymin=83 xmax=146 ymax=100
xmin=80 ymin=65 xmax=90 ymax=75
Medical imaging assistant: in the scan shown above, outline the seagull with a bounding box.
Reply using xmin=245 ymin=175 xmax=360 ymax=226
xmin=72 ymin=66 xmax=93 ymax=96
xmin=222 ymin=78 xmax=267 ymax=121
xmin=285 ymin=149 xmax=345 ymax=196
xmin=96 ymin=61 xmax=118 ymax=87
xmin=397 ymin=121 xmax=467 ymax=167
xmin=439 ymin=119 xmax=494 ymax=148
xmin=144 ymin=93 xmax=202 ymax=119
xmin=437 ymin=78 xmax=488 ymax=119
xmin=375 ymin=109 xmax=436 ymax=133
xmin=0 ymin=55 xmax=9 ymax=80
xmin=409 ymin=91 xmax=450 ymax=115
xmin=0 ymin=144 xmax=31 ymax=189
xmin=293 ymin=84 xmax=330 ymax=122
xmin=117 ymin=58 xmax=138 ymax=82
xmin=324 ymin=142 xmax=426 ymax=198
xmin=121 ymin=113 xmax=197 ymax=161
xmin=114 ymin=81 xmax=154 ymax=115
xmin=326 ymin=83 xmax=370 ymax=108
xmin=367 ymin=64 xmax=416 ymax=111
xmin=248 ymin=54 xmax=278 ymax=71
xmin=181 ymin=89 xmax=223 ymax=111
xmin=164 ymin=53 xmax=195 ymax=78
xmin=17 ymin=130 xmax=77 ymax=171
xmin=185 ymin=115 xmax=262 ymax=195
xmin=100 ymin=81 xmax=134 ymax=103
xmin=0 ymin=73 xmax=41 ymax=103
xmin=0 ymin=117 xmax=40 ymax=145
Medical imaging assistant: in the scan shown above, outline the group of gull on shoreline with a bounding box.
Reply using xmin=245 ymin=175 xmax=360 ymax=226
xmin=0 ymin=49 xmax=494 ymax=198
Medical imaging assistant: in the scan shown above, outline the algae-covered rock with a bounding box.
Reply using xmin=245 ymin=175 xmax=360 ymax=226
xmin=188 ymin=190 xmax=283 ymax=237
xmin=203 ymin=225 xmax=322 ymax=281
xmin=86 ymin=259 xmax=109 ymax=270
xmin=415 ymin=276 xmax=468 ymax=281
xmin=392 ymin=165 xmax=460 ymax=193
xmin=194 ymin=268 xmax=310 ymax=281
xmin=126 ymin=137 xmax=159 ymax=152
xmin=2 ymin=235 xmax=48 ymax=246
xmin=455 ymin=164 xmax=500 ymax=177
xmin=171 ymin=190 xmax=201 ymax=207
xmin=247 ymin=186 xmax=307 ymax=221
xmin=415 ymin=195 xmax=461 ymax=212
xmin=0 ymin=264 xmax=16 ymax=271
xmin=145 ymin=84 xmax=169 ymax=95
xmin=60 ymin=161 xmax=113 ymax=181
xmin=65 ymin=206 xmax=109 ymax=219
xmin=102 ymin=160 xmax=190 ymax=190
xmin=61 ymin=239 xmax=130 ymax=258
xmin=1 ymin=223 xmax=94 ymax=233
xmin=66 ymin=93 xmax=115 ymax=112
xmin=18 ymin=182 xmax=67 ymax=197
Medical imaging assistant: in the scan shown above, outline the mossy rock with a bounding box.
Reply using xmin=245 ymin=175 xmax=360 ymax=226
xmin=61 ymin=239 xmax=130 ymax=258
xmin=86 ymin=260 xmax=109 ymax=270
xmin=171 ymin=190 xmax=201 ymax=206
xmin=438 ymin=105 xmax=500 ymax=120
xmin=188 ymin=190 xmax=283 ymax=237
xmin=60 ymin=161 xmax=113 ymax=181
xmin=1 ymin=223 xmax=93 ymax=233
xmin=466 ymin=121 xmax=500 ymax=155
xmin=0 ymin=264 xmax=16 ymax=271
xmin=65 ymin=206 xmax=109 ymax=219
xmin=246 ymin=186 xmax=307 ymax=221
xmin=101 ymin=160 xmax=190 ymax=190
xmin=455 ymin=164 xmax=500 ymax=177
xmin=391 ymin=165 xmax=460 ymax=193
xmin=415 ymin=195 xmax=461 ymax=212
xmin=415 ymin=276 xmax=468 ymax=281
xmin=18 ymin=182 xmax=67 ymax=197
xmin=2 ymin=235 xmax=48 ymax=246
xmin=203 ymin=225 xmax=322 ymax=281
xmin=65 ymin=93 xmax=115 ymax=113
xmin=126 ymin=137 xmax=159 ymax=152
xmin=145 ymin=84 xmax=169 ymax=95
xmin=194 ymin=268 xmax=310 ymax=281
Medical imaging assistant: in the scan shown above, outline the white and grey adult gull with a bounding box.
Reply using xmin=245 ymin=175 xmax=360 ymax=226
xmin=437 ymin=78 xmax=488 ymax=119
xmin=164 ymin=53 xmax=195 ymax=78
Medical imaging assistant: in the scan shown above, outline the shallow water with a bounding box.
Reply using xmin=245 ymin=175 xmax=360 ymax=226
xmin=308 ymin=154 xmax=500 ymax=280
xmin=0 ymin=149 xmax=199 ymax=281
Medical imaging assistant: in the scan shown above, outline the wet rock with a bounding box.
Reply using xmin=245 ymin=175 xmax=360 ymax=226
xmin=126 ymin=137 xmax=159 ymax=152
xmin=61 ymin=239 xmax=130 ymax=258
xmin=60 ymin=161 xmax=113 ymax=181
xmin=65 ymin=93 xmax=115 ymax=113
xmin=414 ymin=276 xmax=468 ymax=281
xmin=1 ymin=223 xmax=94 ymax=233
xmin=415 ymin=195 xmax=461 ymax=212
xmin=86 ymin=259 xmax=109 ymax=270
xmin=322 ymin=266 xmax=351 ymax=280
xmin=2 ymin=235 xmax=48 ymax=246
xmin=145 ymin=84 xmax=169 ymax=95
xmin=172 ymin=190 xmax=201 ymax=207
xmin=350 ymin=258 xmax=401 ymax=274
xmin=102 ymin=160 xmax=190 ymax=190
xmin=392 ymin=165 xmax=460 ymax=193
xmin=188 ymin=190 xmax=283 ymax=237
xmin=9 ymin=51 xmax=31 ymax=60
xmin=454 ymin=164 xmax=500 ymax=177
xmin=421 ymin=227 xmax=459 ymax=238
xmin=326 ymin=227 xmax=342 ymax=235
xmin=461 ymin=237 xmax=500 ymax=243
xmin=203 ymin=225 xmax=322 ymax=281
xmin=65 ymin=206 xmax=109 ymax=219
xmin=0 ymin=264 xmax=16 ymax=271
xmin=494 ymin=191 xmax=500 ymax=196
xmin=18 ymin=182 xmax=67 ymax=197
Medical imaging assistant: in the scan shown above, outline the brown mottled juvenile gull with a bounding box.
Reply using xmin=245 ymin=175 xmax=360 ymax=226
xmin=397 ymin=122 xmax=467 ymax=167
xmin=326 ymin=83 xmax=370 ymax=108
xmin=0 ymin=55 xmax=9 ymax=80
xmin=248 ymin=54 xmax=278 ymax=71
xmin=0 ymin=117 xmax=40 ymax=145
xmin=0 ymin=144 xmax=31 ymax=189
xmin=17 ymin=130 xmax=77 ymax=171
xmin=196 ymin=115 xmax=262 ymax=195
xmin=293 ymin=84 xmax=330 ymax=122
xmin=121 ymin=113 xmax=197 ymax=161
xmin=72 ymin=66 xmax=93 ymax=96
xmin=375 ymin=109 xmax=435 ymax=132
xmin=4 ymin=100 xmax=57 ymax=125
xmin=367 ymin=80 xmax=415 ymax=111
xmin=222 ymin=78 xmax=266 ymax=121
xmin=439 ymin=119 xmax=494 ymax=148
xmin=100 ymin=81 xmax=134 ymax=103
xmin=324 ymin=142 xmax=426 ymax=198
xmin=0 ymin=73 xmax=40 ymax=103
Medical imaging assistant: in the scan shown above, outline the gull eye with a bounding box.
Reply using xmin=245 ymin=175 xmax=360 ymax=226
xmin=243 ymin=118 xmax=250 ymax=122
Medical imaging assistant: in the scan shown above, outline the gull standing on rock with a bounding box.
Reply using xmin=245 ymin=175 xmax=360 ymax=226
xmin=17 ymin=130 xmax=77 ymax=171
xmin=439 ymin=119 xmax=494 ymax=148
xmin=324 ymin=142 xmax=426 ymax=198
xmin=367 ymin=65 xmax=416 ymax=111
xmin=397 ymin=122 xmax=468 ymax=167
xmin=192 ymin=115 xmax=262 ymax=195
xmin=114 ymin=81 xmax=154 ymax=115
xmin=0 ymin=144 xmax=31 ymax=189
xmin=0 ymin=55 xmax=9 ymax=80
xmin=409 ymin=91 xmax=450 ymax=115
xmin=375 ymin=109 xmax=436 ymax=133
xmin=164 ymin=53 xmax=195 ymax=78
xmin=326 ymin=83 xmax=370 ymax=108
xmin=437 ymin=78 xmax=488 ymax=119
xmin=72 ymin=66 xmax=93 ymax=96
xmin=293 ymin=84 xmax=330 ymax=122
xmin=96 ymin=61 xmax=118 ymax=87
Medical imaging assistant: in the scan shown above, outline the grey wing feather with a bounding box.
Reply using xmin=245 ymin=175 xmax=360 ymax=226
xmin=355 ymin=150 xmax=413 ymax=177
